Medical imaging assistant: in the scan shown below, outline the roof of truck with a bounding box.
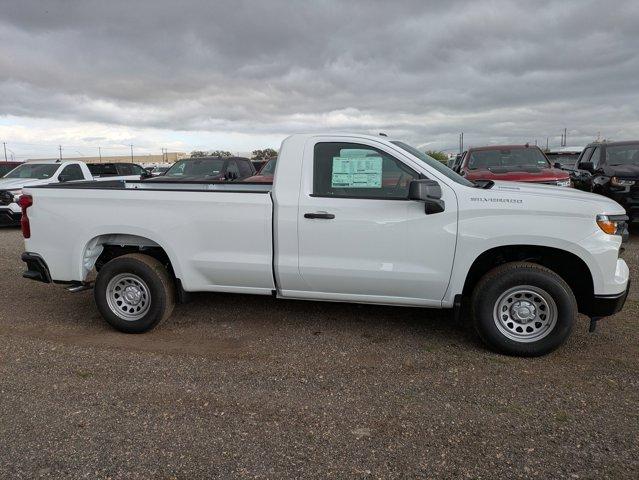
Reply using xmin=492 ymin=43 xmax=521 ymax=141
xmin=585 ymin=140 xmax=639 ymax=147
xmin=467 ymin=144 xmax=541 ymax=152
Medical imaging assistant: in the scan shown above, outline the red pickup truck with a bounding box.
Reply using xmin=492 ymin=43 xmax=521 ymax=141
xmin=452 ymin=145 xmax=571 ymax=186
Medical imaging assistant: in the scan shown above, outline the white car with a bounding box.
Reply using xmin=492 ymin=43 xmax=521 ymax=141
xmin=0 ymin=160 xmax=145 ymax=226
xmin=20 ymin=133 xmax=631 ymax=356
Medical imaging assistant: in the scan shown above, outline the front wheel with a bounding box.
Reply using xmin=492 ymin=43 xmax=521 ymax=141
xmin=94 ymin=253 xmax=175 ymax=333
xmin=471 ymin=262 xmax=576 ymax=356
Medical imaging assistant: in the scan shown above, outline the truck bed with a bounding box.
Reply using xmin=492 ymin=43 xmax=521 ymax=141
xmin=24 ymin=179 xmax=276 ymax=294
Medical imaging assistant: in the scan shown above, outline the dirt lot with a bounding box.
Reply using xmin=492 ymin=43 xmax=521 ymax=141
xmin=0 ymin=227 xmax=637 ymax=479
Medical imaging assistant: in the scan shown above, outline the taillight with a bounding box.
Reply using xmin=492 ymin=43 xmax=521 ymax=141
xmin=18 ymin=194 xmax=33 ymax=239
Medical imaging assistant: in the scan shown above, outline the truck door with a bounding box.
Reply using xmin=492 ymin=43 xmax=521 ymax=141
xmin=294 ymin=140 xmax=457 ymax=306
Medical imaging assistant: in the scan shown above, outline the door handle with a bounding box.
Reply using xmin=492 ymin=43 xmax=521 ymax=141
xmin=304 ymin=212 xmax=335 ymax=219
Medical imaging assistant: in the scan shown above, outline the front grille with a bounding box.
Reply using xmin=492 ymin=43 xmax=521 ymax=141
xmin=0 ymin=191 xmax=13 ymax=206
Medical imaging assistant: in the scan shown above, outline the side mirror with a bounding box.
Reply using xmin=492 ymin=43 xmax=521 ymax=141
xmin=553 ymin=162 xmax=562 ymax=169
xmin=580 ymin=162 xmax=594 ymax=173
xmin=408 ymin=179 xmax=445 ymax=214
xmin=58 ymin=174 xmax=69 ymax=183
xmin=140 ymin=170 xmax=152 ymax=179
xmin=226 ymin=171 xmax=238 ymax=181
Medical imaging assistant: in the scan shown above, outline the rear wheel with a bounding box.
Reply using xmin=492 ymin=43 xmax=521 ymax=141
xmin=471 ymin=262 xmax=576 ymax=356
xmin=94 ymin=253 xmax=175 ymax=333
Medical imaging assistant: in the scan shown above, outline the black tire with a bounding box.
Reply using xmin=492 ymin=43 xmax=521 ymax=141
xmin=94 ymin=253 xmax=175 ymax=333
xmin=471 ymin=262 xmax=576 ymax=357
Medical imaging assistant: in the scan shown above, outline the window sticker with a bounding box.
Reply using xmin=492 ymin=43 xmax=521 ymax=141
xmin=331 ymin=155 xmax=382 ymax=188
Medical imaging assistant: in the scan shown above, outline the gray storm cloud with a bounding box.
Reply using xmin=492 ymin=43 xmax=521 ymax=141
xmin=1 ymin=0 xmax=638 ymax=150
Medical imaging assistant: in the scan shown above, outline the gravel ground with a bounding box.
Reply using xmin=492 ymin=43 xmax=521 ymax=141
xmin=0 ymin=227 xmax=637 ymax=479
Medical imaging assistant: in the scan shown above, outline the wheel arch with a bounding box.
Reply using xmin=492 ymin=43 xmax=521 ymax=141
xmin=461 ymin=245 xmax=594 ymax=314
xmin=80 ymin=233 xmax=181 ymax=283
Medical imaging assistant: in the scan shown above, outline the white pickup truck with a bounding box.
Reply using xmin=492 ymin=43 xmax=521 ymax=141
xmin=0 ymin=160 xmax=146 ymax=226
xmin=20 ymin=134 xmax=631 ymax=356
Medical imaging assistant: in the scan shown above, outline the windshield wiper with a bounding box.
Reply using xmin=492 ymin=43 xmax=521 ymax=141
xmin=473 ymin=180 xmax=494 ymax=189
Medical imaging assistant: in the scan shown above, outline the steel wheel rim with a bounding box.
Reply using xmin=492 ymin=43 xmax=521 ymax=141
xmin=493 ymin=285 xmax=558 ymax=343
xmin=106 ymin=273 xmax=151 ymax=321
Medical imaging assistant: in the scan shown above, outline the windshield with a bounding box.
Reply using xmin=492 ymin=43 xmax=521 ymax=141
xmin=259 ymin=158 xmax=277 ymax=175
xmin=606 ymin=144 xmax=639 ymax=166
xmin=5 ymin=163 xmax=59 ymax=179
xmin=165 ymin=158 xmax=226 ymax=177
xmin=391 ymin=141 xmax=474 ymax=187
xmin=468 ymin=148 xmax=550 ymax=170
xmin=546 ymin=153 xmax=579 ymax=166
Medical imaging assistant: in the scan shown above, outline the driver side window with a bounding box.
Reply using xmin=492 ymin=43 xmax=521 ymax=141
xmin=590 ymin=147 xmax=601 ymax=169
xmin=313 ymin=142 xmax=418 ymax=199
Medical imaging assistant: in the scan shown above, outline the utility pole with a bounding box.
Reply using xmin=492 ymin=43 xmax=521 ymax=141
xmin=2 ymin=142 xmax=6 ymax=162
xmin=563 ymin=128 xmax=567 ymax=147
xmin=546 ymin=137 xmax=549 ymax=151
xmin=59 ymin=145 xmax=62 ymax=161
xmin=130 ymin=144 xmax=134 ymax=162
xmin=98 ymin=146 xmax=102 ymax=163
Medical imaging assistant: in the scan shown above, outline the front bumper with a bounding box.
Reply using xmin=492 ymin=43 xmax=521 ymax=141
xmin=21 ymin=252 xmax=52 ymax=283
xmin=609 ymin=191 xmax=639 ymax=222
xmin=584 ymin=278 xmax=631 ymax=318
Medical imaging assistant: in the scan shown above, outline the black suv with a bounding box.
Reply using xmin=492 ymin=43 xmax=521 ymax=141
xmin=571 ymin=141 xmax=639 ymax=222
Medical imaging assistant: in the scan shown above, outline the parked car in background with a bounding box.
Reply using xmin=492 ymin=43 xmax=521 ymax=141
xmin=454 ymin=145 xmax=571 ymax=186
xmin=0 ymin=160 xmax=93 ymax=226
xmin=447 ymin=154 xmax=461 ymax=169
xmin=20 ymin=133 xmax=630 ymax=357
xmin=0 ymin=160 xmax=148 ymax=226
xmin=148 ymin=165 xmax=171 ymax=176
xmin=546 ymin=147 xmax=583 ymax=170
xmin=148 ymin=156 xmax=256 ymax=182
xmin=242 ymin=157 xmax=277 ymax=183
xmin=571 ymin=141 xmax=639 ymax=222
xmin=87 ymin=162 xmax=150 ymax=179
xmin=251 ymin=160 xmax=268 ymax=173
xmin=0 ymin=161 xmax=23 ymax=178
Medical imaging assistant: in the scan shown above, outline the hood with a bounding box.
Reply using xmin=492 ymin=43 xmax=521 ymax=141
xmin=465 ymin=167 xmax=569 ymax=183
xmin=601 ymin=164 xmax=639 ymax=178
xmin=487 ymin=180 xmax=625 ymax=214
xmin=0 ymin=177 xmax=54 ymax=190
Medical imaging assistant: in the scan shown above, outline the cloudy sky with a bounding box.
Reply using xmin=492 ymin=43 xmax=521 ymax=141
xmin=1 ymin=0 xmax=638 ymax=159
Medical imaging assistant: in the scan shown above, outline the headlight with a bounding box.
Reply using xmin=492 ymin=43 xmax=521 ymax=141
xmin=556 ymin=179 xmax=571 ymax=187
xmin=596 ymin=214 xmax=628 ymax=236
xmin=9 ymin=189 xmax=22 ymax=202
xmin=611 ymin=177 xmax=635 ymax=187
